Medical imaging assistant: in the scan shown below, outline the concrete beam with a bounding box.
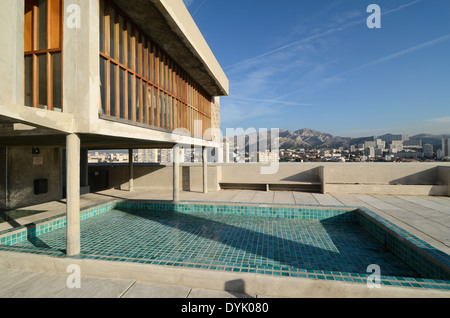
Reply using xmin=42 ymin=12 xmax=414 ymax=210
xmin=66 ymin=134 xmax=81 ymax=256
xmin=0 ymin=105 xmax=74 ymax=133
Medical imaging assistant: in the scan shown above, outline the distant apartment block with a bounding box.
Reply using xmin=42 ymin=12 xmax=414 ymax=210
xmin=441 ymin=138 xmax=450 ymax=159
xmin=257 ymin=151 xmax=280 ymax=163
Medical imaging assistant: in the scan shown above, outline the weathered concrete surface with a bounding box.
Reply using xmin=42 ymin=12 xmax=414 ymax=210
xmin=0 ymin=251 xmax=448 ymax=298
xmin=1 ymin=188 xmax=449 ymax=298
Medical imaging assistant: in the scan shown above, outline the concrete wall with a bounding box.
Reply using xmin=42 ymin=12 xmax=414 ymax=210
xmin=437 ymin=166 xmax=450 ymax=196
xmin=88 ymin=162 xmax=450 ymax=197
xmin=0 ymin=0 xmax=24 ymax=106
xmin=218 ymin=163 xmax=450 ymax=196
xmin=88 ymin=164 xmax=220 ymax=193
xmin=220 ymin=163 xmax=321 ymax=184
xmin=6 ymin=147 xmax=61 ymax=210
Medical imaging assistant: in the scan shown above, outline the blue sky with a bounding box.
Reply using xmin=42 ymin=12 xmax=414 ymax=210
xmin=183 ymin=0 xmax=450 ymax=137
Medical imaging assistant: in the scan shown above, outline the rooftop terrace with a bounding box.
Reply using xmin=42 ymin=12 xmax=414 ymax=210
xmin=0 ymin=188 xmax=449 ymax=298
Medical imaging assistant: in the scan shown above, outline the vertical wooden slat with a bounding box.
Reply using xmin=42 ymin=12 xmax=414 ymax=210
xmin=130 ymin=27 xmax=136 ymax=121
xmin=150 ymin=44 xmax=155 ymax=126
xmin=122 ymin=19 xmax=128 ymax=119
xmin=24 ymin=0 xmax=33 ymax=52
xmin=47 ymin=52 xmax=53 ymax=110
xmin=48 ymin=0 xmax=61 ymax=49
xmin=155 ymin=49 xmax=160 ymax=127
xmin=144 ymin=41 xmax=149 ymax=124
xmin=104 ymin=3 xmax=110 ymax=57
xmin=33 ymin=54 xmax=38 ymax=108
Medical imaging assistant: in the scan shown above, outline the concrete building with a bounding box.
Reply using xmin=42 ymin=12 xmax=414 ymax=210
xmin=442 ymin=138 xmax=450 ymax=158
xmin=423 ymin=144 xmax=433 ymax=158
xmin=0 ymin=0 xmax=229 ymax=255
xmin=257 ymin=151 xmax=280 ymax=163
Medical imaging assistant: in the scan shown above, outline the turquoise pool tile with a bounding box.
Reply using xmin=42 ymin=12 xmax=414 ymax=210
xmin=1 ymin=199 xmax=449 ymax=291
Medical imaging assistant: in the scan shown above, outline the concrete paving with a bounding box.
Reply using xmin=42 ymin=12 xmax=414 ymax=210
xmin=1 ymin=189 xmax=450 ymax=298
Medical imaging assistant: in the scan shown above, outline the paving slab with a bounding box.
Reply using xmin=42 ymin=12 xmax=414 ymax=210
xmin=311 ymin=193 xmax=345 ymax=206
xmin=251 ymin=191 xmax=274 ymax=204
xmin=188 ymin=288 xmax=254 ymax=298
xmin=230 ymin=190 xmax=257 ymax=203
xmin=292 ymin=192 xmax=319 ymax=205
xmin=273 ymin=191 xmax=295 ymax=204
xmin=121 ymin=281 xmax=191 ymax=298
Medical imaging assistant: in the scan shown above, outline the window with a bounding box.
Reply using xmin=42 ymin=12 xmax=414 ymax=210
xmin=99 ymin=0 xmax=212 ymax=137
xmin=24 ymin=0 xmax=63 ymax=111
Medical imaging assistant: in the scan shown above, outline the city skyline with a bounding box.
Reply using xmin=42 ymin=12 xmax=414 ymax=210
xmin=184 ymin=0 xmax=450 ymax=137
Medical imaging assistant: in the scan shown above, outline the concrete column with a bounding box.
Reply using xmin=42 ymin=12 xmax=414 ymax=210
xmin=217 ymin=145 xmax=223 ymax=163
xmin=173 ymin=146 xmax=180 ymax=202
xmin=128 ymin=149 xmax=134 ymax=191
xmin=203 ymin=146 xmax=208 ymax=194
xmin=66 ymin=134 xmax=81 ymax=256
xmin=225 ymin=142 xmax=230 ymax=163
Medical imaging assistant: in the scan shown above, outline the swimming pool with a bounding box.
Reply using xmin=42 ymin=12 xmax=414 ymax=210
xmin=1 ymin=200 xmax=449 ymax=290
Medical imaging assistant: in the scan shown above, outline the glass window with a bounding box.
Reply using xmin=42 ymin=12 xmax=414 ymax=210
xmin=38 ymin=0 xmax=47 ymax=50
xmin=119 ymin=16 xmax=124 ymax=64
xmin=38 ymin=54 xmax=47 ymax=109
xmin=109 ymin=6 xmax=115 ymax=59
xmin=100 ymin=57 xmax=106 ymax=114
xmin=24 ymin=0 xmax=63 ymax=110
xmin=25 ymin=56 xmax=33 ymax=107
xmin=99 ymin=0 xmax=105 ymax=53
xmin=119 ymin=67 xmax=124 ymax=118
xmin=52 ymin=52 xmax=62 ymax=111
xmin=110 ymin=62 xmax=116 ymax=117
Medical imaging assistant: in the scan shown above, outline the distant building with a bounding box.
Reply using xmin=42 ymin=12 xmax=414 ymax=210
xmin=403 ymin=139 xmax=422 ymax=149
xmin=364 ymin=147 xmax=375 ymax=158
xmin=423 ymin=144 xmax=433 ymax=158
xmin=441 ymin=138 xmax=450 ymax=158
xmin=257 ymin=151 xmax=280 ymax=163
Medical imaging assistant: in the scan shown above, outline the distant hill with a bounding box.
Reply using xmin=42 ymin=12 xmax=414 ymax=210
xmin=227 ymin=129 xmax=449 ymax=150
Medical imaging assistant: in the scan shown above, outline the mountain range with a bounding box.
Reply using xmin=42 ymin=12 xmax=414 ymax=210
xmin=231 ymin=128 xmax=450 ymax=150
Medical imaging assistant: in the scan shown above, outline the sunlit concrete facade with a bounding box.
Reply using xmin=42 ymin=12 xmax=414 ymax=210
xmin=0 ymin=0 xmax=229 ymax=255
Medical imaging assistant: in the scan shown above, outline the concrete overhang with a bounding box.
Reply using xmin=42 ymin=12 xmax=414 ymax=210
xmin=0 ymin=104 xmax=74 ymax=133
xmin=112 ymin=0 xmax=229 ymax=97
xmin=0 ymin=132 xmax=218 ymax=150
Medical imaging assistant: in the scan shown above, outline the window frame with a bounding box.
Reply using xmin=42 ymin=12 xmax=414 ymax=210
xmin=99 ymin=0 xmax=212 ymax=137
xmin=24 ymin=0 xmax=63 ymax=111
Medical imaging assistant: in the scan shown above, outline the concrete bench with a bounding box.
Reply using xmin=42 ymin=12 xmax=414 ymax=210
xmin=219 ymin=181 xmax=322 ymax=192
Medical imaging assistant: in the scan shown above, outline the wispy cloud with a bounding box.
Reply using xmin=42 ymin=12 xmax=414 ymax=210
xmin=323 ymin=32 xmax=450 ymax=82
xmin=274 ymin=32 xmax=450 ymax=101
xmin=223 ymin=0 xmax=425 ymax=71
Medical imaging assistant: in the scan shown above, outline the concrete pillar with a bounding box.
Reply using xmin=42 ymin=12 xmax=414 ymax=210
xmin=128 ymin=149 xmax=134 ymax=191
xmin=217 ymin=145 xmax=223 ymax=163
xmin=225 ymin=142 xmax=230 ymax=163
xmin=173 ymin=146 xmax=180 ymax=202
xmin=66 ymin=134 xmax=81 ymax=256
xmin=203 ymin=146 xmax=208 ymax=194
